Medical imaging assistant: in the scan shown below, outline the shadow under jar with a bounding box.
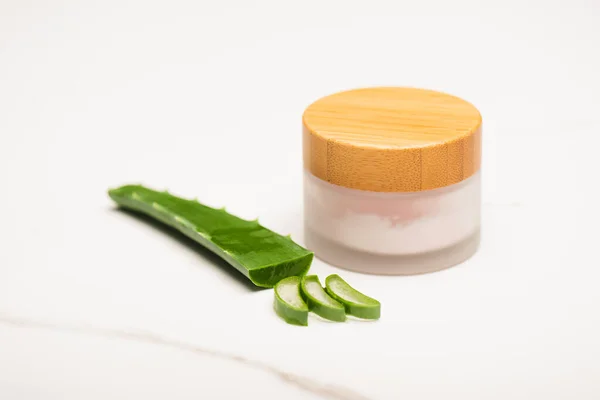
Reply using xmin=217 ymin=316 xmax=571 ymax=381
xmin=302 ymin=87 xmax=482 ymax=275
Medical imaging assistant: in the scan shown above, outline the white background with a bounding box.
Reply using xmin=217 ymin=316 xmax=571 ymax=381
xmin=1 ymin=1 xmax=599 ymax=399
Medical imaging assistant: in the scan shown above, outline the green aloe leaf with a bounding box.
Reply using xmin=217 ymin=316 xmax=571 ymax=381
xmin=325 ymin=274 xmax=381 ymax=320
xmin=274 ymin=276 xmax=309 ymax=326
xmin=108 ymin=185 xmax=313 ymax=288
xmin=300 ymin=275 xmax=346 ymax=322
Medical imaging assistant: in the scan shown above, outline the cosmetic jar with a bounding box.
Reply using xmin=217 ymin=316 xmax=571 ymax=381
xmin=302 ymin=87 xmax=482 ymax=275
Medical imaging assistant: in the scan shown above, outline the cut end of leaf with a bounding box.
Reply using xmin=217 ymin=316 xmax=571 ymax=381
xmin=249 ymin=252 xmax=313 ymax=288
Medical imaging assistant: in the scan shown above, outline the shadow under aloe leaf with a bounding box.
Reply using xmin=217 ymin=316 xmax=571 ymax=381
xmin=111 ymin=207 xmax=265 ymax=292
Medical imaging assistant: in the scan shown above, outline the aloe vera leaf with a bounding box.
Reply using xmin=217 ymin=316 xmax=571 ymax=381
xmin=108 ymin=185 xmax=313 ymax=288
xmin=274 ymin=276 xmax=309 ymax=326
xmin=300 ymin=275 xmax=346 ymax=322
xmin=324 ymin=274 xmax=381 ymax=320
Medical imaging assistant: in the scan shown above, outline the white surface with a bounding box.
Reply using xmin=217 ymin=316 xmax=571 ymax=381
xmin=1 ymin=1 xmax=599 ymax=399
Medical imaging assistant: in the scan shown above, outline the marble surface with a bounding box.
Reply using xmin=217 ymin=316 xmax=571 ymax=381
xmin=1 ymin=1 xmax=600 ymax=399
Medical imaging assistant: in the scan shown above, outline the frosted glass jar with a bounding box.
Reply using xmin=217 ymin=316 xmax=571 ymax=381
xmin=302 ymin=87 xmax=482 ymax=275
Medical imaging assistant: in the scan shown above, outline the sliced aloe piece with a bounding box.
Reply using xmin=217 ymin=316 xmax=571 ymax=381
xmin=274 ymin=276 xmax=309 ymax=326
xmin=108 ymin=185 xmax=313 ymax=288
xmin=325 ymin=274 xmax=381 ymax=320
xmin=300 ymin=275 xmax=346 ymax=322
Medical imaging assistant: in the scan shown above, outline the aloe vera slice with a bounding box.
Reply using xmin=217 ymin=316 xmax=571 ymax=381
xmin=274 ymin=276 xmax=309 ymax=326
xmin=325 ymin=274 xmax=381 ymax=320
xmin=300 ymin=275 xmax=346 ymax=322
xmin=108 ymin=185 xmax=313 ymax=288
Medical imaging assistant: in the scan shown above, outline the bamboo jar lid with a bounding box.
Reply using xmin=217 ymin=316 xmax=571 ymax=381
xmin=302 ymin=87 xmax=482 ymax=192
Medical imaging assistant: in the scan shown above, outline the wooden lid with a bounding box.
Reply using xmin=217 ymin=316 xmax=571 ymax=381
xmin=302 ymin=87 xmax=482 ymax=192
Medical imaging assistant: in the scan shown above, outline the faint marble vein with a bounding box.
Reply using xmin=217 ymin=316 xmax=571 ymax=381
xmin=0 ymin=314 xmax=372 ymax=400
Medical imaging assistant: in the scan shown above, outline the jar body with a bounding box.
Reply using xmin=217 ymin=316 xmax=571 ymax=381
xmin=303 ymin=170 xmax=481 ymax=275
